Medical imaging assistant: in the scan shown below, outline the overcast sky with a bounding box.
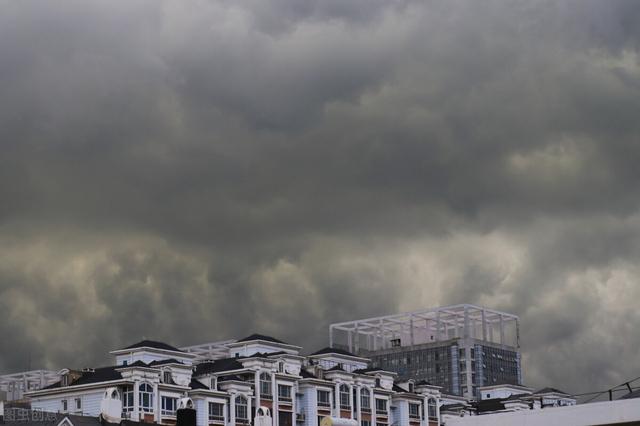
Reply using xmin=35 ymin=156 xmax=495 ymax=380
xmin=1 ymin=0 xmax=639 ymax=395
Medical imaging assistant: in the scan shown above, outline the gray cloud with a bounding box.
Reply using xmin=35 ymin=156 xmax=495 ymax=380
xmin=1 ymin=0 xmax=640 ymax=396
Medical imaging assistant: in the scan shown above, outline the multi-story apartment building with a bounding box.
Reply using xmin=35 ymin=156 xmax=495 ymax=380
xmin=329 ymin=305 xmax=522 ymax=398
xmin=24 ymin=334 xmax=442 ymax=426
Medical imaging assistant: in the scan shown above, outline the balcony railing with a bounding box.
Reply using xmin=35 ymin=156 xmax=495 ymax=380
xmin=161 ymin=410 xmax=177 ymax=417
xmin=208 ymin=415 xmax=224 ymax=422
xmin=317 ymin=401 xmax=331 ymax=408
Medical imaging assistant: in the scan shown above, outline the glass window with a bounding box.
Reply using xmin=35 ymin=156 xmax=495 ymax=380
xmin=139 ymin=383 xmax=154 ymax=413
xmin=427 ymin=399 xmax=437 ymax=419
xmin=75 ymin=398 xmax=82 ymax=411
xmin=260 ymin=373 xmax=272 ymax=398
xmin=161 ymin=397 xmax=177 ymax=416
xmin=235 ymin=395 xmax=248 ymax=420
xmin=122 ymin=386 xmax=134 ymax=412
xmin=278 ymin=384 xmax=292 ymax=401
xmin=361 ymin=421 xmax=371 ymax=426
xmin=62 ymin=400 xmax=68 ymax=412
xmin=360 ymin=388 xmax=371 ymax=410
xmin=317 ymin=390 xmax=331 ymax=407
xmin=278 ymin=411 xmax=292 ymax=426
xmin=409 ymin=403 xmax=420 ymax=419
xmin=163 ymin=371 xmax=172 ymax=384
xmin=339 ymin=385 xmax=350 ymax=409
xmin=209 ymin=402 xmax=224 ymax=422
xmin=375 ymin=398 xmax=387 ymax=414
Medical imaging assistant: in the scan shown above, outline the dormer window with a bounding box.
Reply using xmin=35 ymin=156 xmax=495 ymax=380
xmin=162 ymin=370 xmax=172 ymax=384
xmin=61 ymin=376 xmax=69 ymax=387
xmin=375 ymin=377 xmax=381 ymax=388
xmin=260 ymin=373 xmax=272 ymax=399
xmin=210 ymin=377 xmax=217 ymax=390
xmin=408 ymin=381 xmax=414 ymax=392
xmin=278 ymin=361 xmax=285 ymax=373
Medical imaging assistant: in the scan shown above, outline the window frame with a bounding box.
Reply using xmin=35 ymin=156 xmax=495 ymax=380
xmin=260 ymin=372 xmax=272 ymax=399
xmin=360 ymin=388 xmax=371 ymax=411
xmin=235 ymin=395 xmax=248 ymax=420
xmin=339 ymin=384 xmax=350 ymax=409
xmin=375 ymin=398 xmax=387 ymax=415
xmin=139 ymin=383 xmax=154 ymax=413
xmin=317 ymin=390 xmax=331 ymax=407
xmin=278 ymin=384 xmax=292 ymax=402
xmin=161 ymin=396 xmax=177 ymax=417
xmin=208 ymin=402 xmax=224 ymax=422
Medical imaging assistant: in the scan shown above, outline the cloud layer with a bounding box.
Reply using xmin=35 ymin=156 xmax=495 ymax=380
xmin=1 ymin=0 xmax=640 ymax=395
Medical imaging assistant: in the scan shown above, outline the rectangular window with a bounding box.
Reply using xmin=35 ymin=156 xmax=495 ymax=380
xmin=278 ymin=411 xmax=292 ymax=426
xmin=161 ymin=397 xmax=177 ymax=416
xmin=61 ymin=400 xmax=68 ymax=412
xmin=278 ymin=384 xmax=292 ymax=401
xmin=209 ymin=402 xmax=224 ymax=422
xmin=317 ymin=390 xmax=331 ymax=407
xmin=375 ymin=399 xmax=387 ymax=415
xmin=75 ymin=398 xmax=82 ymax=411
xmin=408 ymin=403 xmax=420 ymax=419
xmin=361 ymin=421 xmax=371 ymax=426
xmin=123 ymin=387 xmax=134 ymax=412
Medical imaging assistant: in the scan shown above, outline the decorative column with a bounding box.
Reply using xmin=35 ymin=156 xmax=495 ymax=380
xmin=254 ymin=371 xmax=261 ymax=406
xmin=154 ymin=382 xmax=160 ymax=423
xmin=230 ymin=394 xmax=236 ymax=426
xmin=348 ymin=385 xmax=354 ymax=419
xmin=133 ymin=382 xmax=140 ymax=421
xmin=334 ymin=383 xmax=340 ymax=417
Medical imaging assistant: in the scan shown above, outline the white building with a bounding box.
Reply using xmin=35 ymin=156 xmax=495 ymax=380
xmin=24 ymin=334 xmax=443 ymax=426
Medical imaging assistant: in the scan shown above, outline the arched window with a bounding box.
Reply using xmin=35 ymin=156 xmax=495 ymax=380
xmin=235 ymin=395 xmax=248 ymax=420
xmin=122 ymin=386 xmax=134 ymax=412
xmin=339 ymin=384 xmax=350 ymax=409
xmin=260 ymin=372 xmax=272 ymax=398
xmin=139 ymin=383 xmax=154 ymax=413
xmin=360 ymin=388 xmax=371 ymax=410
xmin=427 ymin=398 xmax=437 ymax=419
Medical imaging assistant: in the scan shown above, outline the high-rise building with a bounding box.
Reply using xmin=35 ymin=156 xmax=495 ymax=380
xmin=329 ymin=304 xmax=522 ymax=398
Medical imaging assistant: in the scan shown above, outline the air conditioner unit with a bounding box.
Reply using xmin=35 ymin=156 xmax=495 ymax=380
xmin=296 ymin=413 xmax=305 ymax=422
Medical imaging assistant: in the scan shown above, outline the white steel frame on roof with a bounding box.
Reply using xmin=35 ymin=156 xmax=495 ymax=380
xmin=0 ymin=370 xmax=59 ymax=401
xmin=179 ymin=339 xmax=236 ymax=361
xmin=329 ymin=304 xmax=519 ymax=353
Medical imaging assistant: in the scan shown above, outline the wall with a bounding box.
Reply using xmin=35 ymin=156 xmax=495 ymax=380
xmin=443 ymin=399 xmax=640 ymax=426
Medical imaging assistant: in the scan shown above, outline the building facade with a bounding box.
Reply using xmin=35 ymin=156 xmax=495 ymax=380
xmin=24 ymin=335 xmax=442 ymax=426
xmin=329 ymin=305 xmax=521 ymax=398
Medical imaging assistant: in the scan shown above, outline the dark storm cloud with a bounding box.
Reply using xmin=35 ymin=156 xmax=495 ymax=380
xmin=1 ymin=0 xmax=639 ymax=395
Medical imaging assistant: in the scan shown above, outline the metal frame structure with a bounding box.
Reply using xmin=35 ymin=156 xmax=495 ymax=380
xmin=179 ymin=339 xmax=237 ymax=361
xmin=0 ymin=370 xmax=59 ymax=401
xmin=329 ymin=304 xmax=520 ymax=353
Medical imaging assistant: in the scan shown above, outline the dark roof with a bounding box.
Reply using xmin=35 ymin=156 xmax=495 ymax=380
xmin=122 ymin=340 xmax=184 ymax=352
xmin=148 ymin=358 xmax=184 ymax=366
xmin=392 ymin=384 xmax=407 ymax=393
xmin=218 ymin=374 xmax=244 ymax=383
xmin=534 ymin=387 xmax=570 ymax=395
xmin=72 ymin=366 xmax=123 ymax=386
xmin=194 ymin=358 xmax=245 ymax=375
xmin=236 ymin=334 xmax=288 ymax=344
xmin=475 ymin=398 xmax=506 ymax=413
xmin=190 ymin=378 xmax=209 ymax=390
xmin=415 ymin=380 xmax=435 ymax=386
xmin=353 ymin=367 xmax=385 ymax=374
xmin=310 ymin=347 xmax=358 ymax=357
xmin=299 ymin=369 xmax=317 ymax=379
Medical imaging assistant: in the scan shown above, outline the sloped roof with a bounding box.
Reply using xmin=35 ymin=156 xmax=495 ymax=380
xmin=189 ymin=379 xmax=209 ymax=390
xmin=619 ymin=389 xmax=640 ymax=400
xmin=194 ymin=358 xmax=245 ymax=375
xmin=122 ymin=340 xmax=184 ymax=352
xmin=310 ymin=347 xmax=358 ymax=357
xmin=236 ymin=334 xmax=287 ymax=344
xmin=534 ymin=387 xmax=570 ymax=395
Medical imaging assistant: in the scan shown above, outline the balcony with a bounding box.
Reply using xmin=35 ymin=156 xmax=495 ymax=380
xmin=208 ymin=415 xmax=224 ymax=423
xmin=317 ymin=401 xmax=331 ymax=408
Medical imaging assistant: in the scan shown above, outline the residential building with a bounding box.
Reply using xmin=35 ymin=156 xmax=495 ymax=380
xmin=23 ymin=334 xmax=443 ymax=426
